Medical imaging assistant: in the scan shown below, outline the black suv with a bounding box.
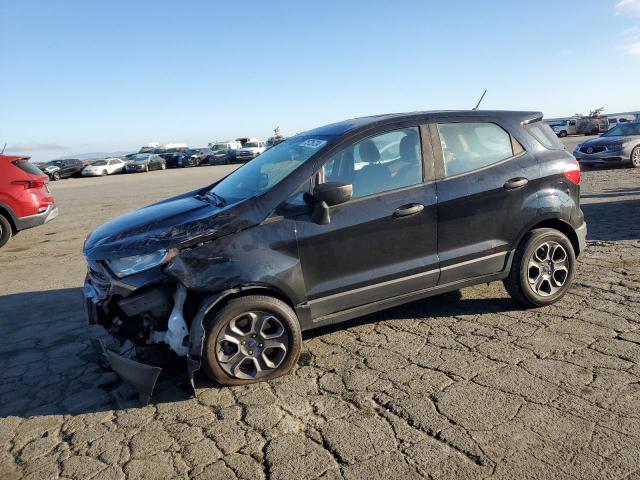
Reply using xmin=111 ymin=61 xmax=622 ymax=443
xmin=41 ymin=158 xmax=84 ymax=180
xmin=83 ymin=111 xmax=587 ymax=401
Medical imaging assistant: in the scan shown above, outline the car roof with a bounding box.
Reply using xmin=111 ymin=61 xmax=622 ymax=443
xmin=303 ymin=110 xmax=543 ymax=136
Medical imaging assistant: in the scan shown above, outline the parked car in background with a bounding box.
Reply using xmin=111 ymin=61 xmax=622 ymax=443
xmin=139 ymin=142 xmax=161 ymax=153
xmin=206 ymin=141 xmax=241 ymax=164
xmin=82 ymin=158 xmax=126 ymax=176
xmin=236 ymin=140 xmax=266 ymax=162
xmin=235 ymin=137 xmax=257 ymax=148
xmin=82 ymin=110 xmax=586 ymax=401
xmin=125 ymin=154 xmax=166 ymax=173
xmin=160 ymin=147 xmax=189 ymax=168
xmin=606 ymin=115 xmax=637 ymax=130
xmin=574 ymin=122 xmax=640 ymax=168
xmin=266 ymin=135 xmax=287 ymax=150
xmin=40 ymin=158 xmax=84 ymax=181
xmin=177 ymin=148 xmax=213 ymax=167
xmin=548 ymin=117 xmax=608 ymax=137
xmin=0 ymin=155 xmax=58 ymax=249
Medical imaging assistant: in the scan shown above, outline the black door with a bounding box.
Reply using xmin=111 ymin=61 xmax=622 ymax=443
xmin=295 ymin=125 xmax=439 ymax=320
xmin=431 ymin=119 xmax=540 ymax=285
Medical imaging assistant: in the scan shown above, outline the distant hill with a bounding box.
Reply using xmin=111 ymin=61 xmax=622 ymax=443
xmin=55 ymin=151 xmax=134 ymax=160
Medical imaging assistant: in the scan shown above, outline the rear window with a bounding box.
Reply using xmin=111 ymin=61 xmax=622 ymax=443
xmin=13 ymin=160 xmax=46 ymax=176
xmin=526 ymin=122 xmax=564 ymax=150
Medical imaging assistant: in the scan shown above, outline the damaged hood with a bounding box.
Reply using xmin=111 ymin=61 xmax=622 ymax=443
xmin=84 ymin=191 xmax=264 ymax=260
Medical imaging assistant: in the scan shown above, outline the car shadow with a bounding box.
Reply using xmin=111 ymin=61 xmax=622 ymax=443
xmin=0 ymin=286 xmax=521 ymax=418
xmin=582 ymin=197 xmax=640 ymax=241
xmin=581 ymin=187 xmax=640 ymax=199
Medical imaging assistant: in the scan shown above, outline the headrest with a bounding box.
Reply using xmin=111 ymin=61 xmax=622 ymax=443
xmin=359 ymin=139 xmax=381 ymax=164
xmin=400 ymin=135 xmax=419 ymax=161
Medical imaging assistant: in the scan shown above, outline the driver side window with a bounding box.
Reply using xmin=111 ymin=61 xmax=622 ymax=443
xmin=321 ymin=127 xmax=423 ymax=199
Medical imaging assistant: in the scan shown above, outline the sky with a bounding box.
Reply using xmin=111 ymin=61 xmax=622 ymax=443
xmin=1 ymin=0 xmax=640 ymax=162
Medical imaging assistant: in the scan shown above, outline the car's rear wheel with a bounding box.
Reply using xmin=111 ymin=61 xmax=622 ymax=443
xmin=503 ymin=228 xmax=576 ymax=307
xmin=558 ymin=130 xmax=567 ymax=138
xmin=201 ymin=295 xmax=302 ymax=385
xmin=101 ymin=170 xmax=108 ymax=176
xmin=0 ymin=214 xmax=12 ymax=249
xmin=52 ymin=171 xmax=61 ymax=181
xmin=631 ymin=146 xmax=640 ymax=168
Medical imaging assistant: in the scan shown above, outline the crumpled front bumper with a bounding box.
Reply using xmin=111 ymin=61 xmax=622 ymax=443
xmin=91 ymin=338 xmax=162 ymax=405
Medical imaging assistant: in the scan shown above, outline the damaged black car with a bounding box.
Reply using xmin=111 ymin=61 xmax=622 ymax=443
xmin=83 ymin=110 xmax=587 ymax=402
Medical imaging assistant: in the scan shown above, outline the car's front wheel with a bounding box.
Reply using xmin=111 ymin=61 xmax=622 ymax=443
xmin=0 ymin=214 xmax=12 ymax=249
xmin=503 ymin=228 xmax=576 ymax=307
xmin=558 ymin=130 xmax=567 ymax=138
xmin=201 ymin=295 xmax=302 ymax=385
xmin=52 ymin=171 xmax=61 ymax=181
xmin=631 ymin=146 xmax=640 ymax=168
xmin=101 ymin=170 xmax=108 ymax=176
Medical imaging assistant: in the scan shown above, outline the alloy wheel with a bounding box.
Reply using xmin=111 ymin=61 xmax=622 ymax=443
xmin=527 ymin=241 xmax=569 ymax=297
xmin=215 ymin=311 xmax=289 ymax=380
xmin=632 ymin=148 xmax=640 ymax=167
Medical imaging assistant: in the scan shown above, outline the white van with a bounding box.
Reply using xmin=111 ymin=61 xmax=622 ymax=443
xmin=607 ymin=115 xmax=638 ymax=130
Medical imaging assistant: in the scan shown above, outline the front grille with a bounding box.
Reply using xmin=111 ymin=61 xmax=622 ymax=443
xmin=580 ymin=146 xmax=606 ymax=154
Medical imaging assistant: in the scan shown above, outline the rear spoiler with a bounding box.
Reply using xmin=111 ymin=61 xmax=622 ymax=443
xmin=520 ymin=112 xmax=544 ymax=126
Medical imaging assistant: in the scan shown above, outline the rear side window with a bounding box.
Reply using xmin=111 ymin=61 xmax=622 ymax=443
xmin=526 ymin=122 xmax=564 ymax=150
xmin=437 ymin=122 xmax=514 ymax=177
xmin=13 ymin=160 xmax=45 ymax=176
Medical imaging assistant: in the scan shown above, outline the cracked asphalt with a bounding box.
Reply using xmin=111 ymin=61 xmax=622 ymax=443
xmin=1 ymin=143 xmax=639 ymax=479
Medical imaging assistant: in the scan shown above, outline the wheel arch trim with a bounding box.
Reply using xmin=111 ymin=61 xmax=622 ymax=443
xmin=185 ymin=283 xmax=297 ymax=387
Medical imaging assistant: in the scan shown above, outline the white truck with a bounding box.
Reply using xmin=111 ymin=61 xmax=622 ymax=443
xmin=235 ymin=140 xmax=266 ymax=162
xmin=546 ymin=117 xmax=608 ymax=137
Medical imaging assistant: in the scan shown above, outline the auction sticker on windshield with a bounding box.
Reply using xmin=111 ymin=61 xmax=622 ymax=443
xmin=299 ymin=139 xmax=327 ymax=149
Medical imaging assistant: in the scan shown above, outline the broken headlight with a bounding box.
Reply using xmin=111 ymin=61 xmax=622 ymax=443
xmin=107 ymin=249 xmax=175 ymax=278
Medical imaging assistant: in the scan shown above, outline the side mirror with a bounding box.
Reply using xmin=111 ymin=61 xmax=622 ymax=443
xmin=313 ymin=182 xmax=352 ymax=206
xmin=310 ymin=182 xmax=352 ymax=225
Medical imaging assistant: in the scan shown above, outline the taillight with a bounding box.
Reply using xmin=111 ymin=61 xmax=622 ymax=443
xmin=563 ymin=161 xmax=581 ymax=185
xmin=12 ymin=179 xmax=47 ymax=189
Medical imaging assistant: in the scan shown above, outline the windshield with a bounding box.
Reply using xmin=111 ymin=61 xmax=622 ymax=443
xmin=92 ymin=160 xmax=108 ymax=166
xmin=244 ymin=142 xmax=260 ymax=148
xmin=48 ymin=160 xmax=63 ymax=166
xmin=185 ymin=150 xmax=199 ymax=155
xmin=603 ymin=123 xmax=640 ymax=137
xmin=134 ymin=155 xmax=150 ymax=162
xmin=212 ymin=144 xmax=228 ymax=152
xmin=209 ymin=135 xmax=333 ymax=203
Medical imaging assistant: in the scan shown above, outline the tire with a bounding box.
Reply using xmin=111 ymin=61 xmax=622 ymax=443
xmin=145 ymin=165 xmax=149 ymax=172
xmin=52 ymin=171 xmax=61 ymax=181
xmin=631 ymin=146 xmax=640 ymax=168
xmin=101 ymin=170 xmax=108 ymax=176
xmin=503 ymin=228 xmax=576 ymax=308
xmin=161 ymin=162 xmax=166 ymax=170
xmin=558 ymin=130 xmax=567 ymax=138
xmin=201 ymin=295 xmax=302 ymax=386
xmin=0 ymin=214 xmax=12 ymax=249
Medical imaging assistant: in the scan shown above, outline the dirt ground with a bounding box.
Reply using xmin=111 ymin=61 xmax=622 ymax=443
xmin=1 ymin=143 xmax=639 ymax=479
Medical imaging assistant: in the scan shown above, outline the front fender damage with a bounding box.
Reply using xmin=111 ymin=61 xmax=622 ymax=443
xmin=91 ymin=285 xmax=244 ymax=404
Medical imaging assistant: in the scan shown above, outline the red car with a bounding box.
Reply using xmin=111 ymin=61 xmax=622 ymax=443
xmin=0 ymin=154 xmax=58 ymax=248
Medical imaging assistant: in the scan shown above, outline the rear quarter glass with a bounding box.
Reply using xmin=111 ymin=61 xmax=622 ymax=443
xmin=526 ymin=123 xmax=564 ymax=150
xmin=13 ymin=160 xmax=46 ymax=177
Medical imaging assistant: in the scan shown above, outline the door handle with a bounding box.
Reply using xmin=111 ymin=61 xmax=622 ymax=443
xmin=503 ymin=177 xmax=529 ymax=190
xmin=393 ymin=203 xmax=424 ymax=218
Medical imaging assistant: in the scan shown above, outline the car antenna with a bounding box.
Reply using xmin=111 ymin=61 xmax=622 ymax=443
xmin=473 ymin=90 xmax=487 ymax=110
xmin=1 ymin=143 xmax=6 ymax=154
